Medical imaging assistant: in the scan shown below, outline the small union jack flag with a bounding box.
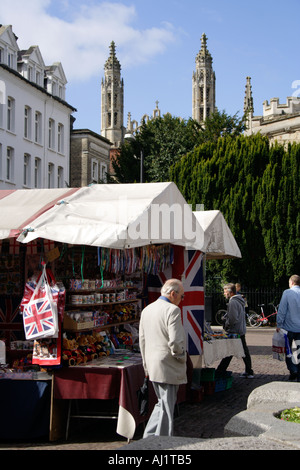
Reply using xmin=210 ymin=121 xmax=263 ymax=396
xmin=23 ymin=297 xmax=56 ymax=340
xmin=147 ymin=245 xmax=204 ymax=356
xmin=0 ymin=297 xmax=23 ymax=347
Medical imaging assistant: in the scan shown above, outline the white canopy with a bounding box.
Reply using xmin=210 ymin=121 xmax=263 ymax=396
xmin=193 ymin=210 xmax=241 ymax=259
xmin=0 ymin=188 xmax=78 ymax=240
xmin=13 ymin=183 xmax=207 ymax=251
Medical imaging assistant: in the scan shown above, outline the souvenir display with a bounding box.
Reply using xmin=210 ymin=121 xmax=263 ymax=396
xmin=0 ymin=243 xmax=143 ymax=371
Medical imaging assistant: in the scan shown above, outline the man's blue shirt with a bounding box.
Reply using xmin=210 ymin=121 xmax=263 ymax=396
xmin=277 ymin=286 xmax=300 ymax=332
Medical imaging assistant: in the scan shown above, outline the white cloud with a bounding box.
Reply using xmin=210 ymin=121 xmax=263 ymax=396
xmin=0 ymin=0 xmax=177 ymax=81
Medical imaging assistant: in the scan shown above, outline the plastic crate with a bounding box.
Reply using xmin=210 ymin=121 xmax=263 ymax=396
xmin=202 ymin=381 xmax=215 ymax=395
xmin=215 ymin=378 xmax=227 ymax=392
xmin=226 ymin=376 xmax=233 ymax=390
xmin=192 ymin=368 xmax=202 ymax=386
xmin=215 ymin=370 xmax=232 ymax=379
xmin=200 ymin=367 xmax=215 ymax=382
xmin=190 ymin=386 xmax=204 ymax=403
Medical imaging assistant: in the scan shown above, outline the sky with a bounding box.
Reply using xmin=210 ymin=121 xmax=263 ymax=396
xmin=1 ymin=0 xmax=300 ymax=134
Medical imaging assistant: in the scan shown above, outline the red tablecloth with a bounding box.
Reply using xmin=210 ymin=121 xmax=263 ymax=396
xmin=53 ymin=354 xmax=192 ymax=440
xmin=53 ymin=359 xmax=155 ymax=439
xmin=54 ymin=366 xmax=121 ymax=400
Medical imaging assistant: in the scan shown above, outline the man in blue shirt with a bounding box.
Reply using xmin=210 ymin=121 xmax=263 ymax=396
xmin=276 ymin=275 xmax=300 ymax=381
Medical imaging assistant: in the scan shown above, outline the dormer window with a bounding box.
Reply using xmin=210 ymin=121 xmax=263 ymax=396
xmin=36 ymin=71 xmax=41 ymax=86
xmin=27 ymin=66 xmax=32 ymax=81
xmin=8 ymin=52 xmax=14 ymax=68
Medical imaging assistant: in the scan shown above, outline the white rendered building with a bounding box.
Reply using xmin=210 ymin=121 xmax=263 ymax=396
xmin=0 ymin=25 xmax=76 ymax=189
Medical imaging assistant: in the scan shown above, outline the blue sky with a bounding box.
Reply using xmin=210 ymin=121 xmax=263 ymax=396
xmin=1 ymin=0 xmax=300 ymax=134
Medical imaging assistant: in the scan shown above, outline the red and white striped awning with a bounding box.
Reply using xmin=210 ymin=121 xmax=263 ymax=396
xmin=0 ymin=184 xmax=240 ymax=257
xmin=0 ymin=188 xmax=79 ymax=239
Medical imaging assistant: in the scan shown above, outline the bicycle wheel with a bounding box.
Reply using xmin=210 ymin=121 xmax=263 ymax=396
xmin=215 ymin=309 xmax=227 ymax=326
xmin=248 ymin=310 xmax=262 ymax=327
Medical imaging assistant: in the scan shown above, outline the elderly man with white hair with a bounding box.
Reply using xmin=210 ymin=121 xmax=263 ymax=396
xmin=139 ymin=278 xmax=186 ymax=438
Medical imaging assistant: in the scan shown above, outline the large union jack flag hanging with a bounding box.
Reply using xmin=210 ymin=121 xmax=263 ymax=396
xmin=23 ymin=297 xmax=55 ymax=340
xmin=146 ymin=245 xmax=204 ymax=356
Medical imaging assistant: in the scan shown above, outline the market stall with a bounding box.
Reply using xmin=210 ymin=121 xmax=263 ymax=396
xmin=193 ymin=210 xmax=241 ymax=260
xmin=0 ymin=185 xmax=246 ymax=440
xmin=0 ymin=183 xmax=207 ymax=441
xmin=193 ymin=209 xmax=244 ymax=371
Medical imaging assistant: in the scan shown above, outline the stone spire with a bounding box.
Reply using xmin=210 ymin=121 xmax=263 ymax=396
xmin=195 ymin=33 xmax=212 ymax=65
xmin=244 ymin=76 xmax=254 ymax=116
xmin=244 ymin=76 xmax=254 ymax=133
xmin=192 ymin=34 xmax=216 ymax=123
xmin=104 ymin=41 xmax=121 ymax=71
xmin=101 ymin=41 xmax=124 ymax=148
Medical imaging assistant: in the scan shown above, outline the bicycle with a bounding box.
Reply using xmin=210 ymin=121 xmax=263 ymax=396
xmin=247 ymin=303 xmax=278 ymax=327
xmin=215 ymin=308 xmax=260 ymax=327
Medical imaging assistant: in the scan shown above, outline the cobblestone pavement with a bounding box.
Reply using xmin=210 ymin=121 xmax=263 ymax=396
xmin=1 ymin=327 xmax=291 ymax=451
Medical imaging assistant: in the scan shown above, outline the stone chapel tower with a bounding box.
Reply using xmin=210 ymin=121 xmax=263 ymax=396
xmin=101 ymin=41 xmax=124 ymax=147
xmin=244 ymin=76 xmax=254 ymax=132
xmin=192 ymin=33 xmax=216 ymax=123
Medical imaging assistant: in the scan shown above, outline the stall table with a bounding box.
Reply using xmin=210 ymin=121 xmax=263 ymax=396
xmin=0 ymin=374 xmax=52 ymax=439
xmin=203 ymin=337 xmax=245 ymax=367
xmin=52 ymin=350 xmax=191 ymax=442
xmin=52 ymin=352 xmax=155 ymax=441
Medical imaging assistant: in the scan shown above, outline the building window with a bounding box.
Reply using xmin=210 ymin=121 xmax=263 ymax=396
xmin=0 ymin=144 xmax=2 ymax=179
xmin=23 ymin=153 xmax=31 ymax=186
xmin=24 ymin=106 xmax=32 ymax=139
xmin=34 ymin=111 xmax=42 ymax=144
xmin=100 ymin=163 xmax=107 ymax=182
xmin=6 ymin=147 xmax=14 ymax=181
xmin=48 ymin=162 xmax=54 ymax=188
xmin=91 ymin=160 xmax=98 ymax=183
xmin=48 ymin=118 xmax=55 ymax=149
xmin=0 ymin=88 xmax=3 ymax=128
xmin=8 ymin=53 xmax=14 ymax=69
xmin=7 ymin=97 xmax=15 ymax=132
xmin=57 ymin=123 xmax=64 ymax=153
xmin=52 ymin=82 xmax=57 ymax=96
xmin=36 ymin=71 xmax=41 ymax=86
xmin=57 ymin=166 xmax=64 ymax=187
xmin=27 ymin=66 xmax=32 ymax=81
xmin=58 ymin=85 xmax=63 ymax=99
xmin=34 ymin=157 xmax=41 ymax=188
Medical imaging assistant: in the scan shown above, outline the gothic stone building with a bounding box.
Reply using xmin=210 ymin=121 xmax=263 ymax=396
xmin=244 ymin=76 xmax=300 ymax=146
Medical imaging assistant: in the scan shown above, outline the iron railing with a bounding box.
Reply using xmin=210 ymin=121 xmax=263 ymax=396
xmin=205 ymin=287 xmax=283 ymax=323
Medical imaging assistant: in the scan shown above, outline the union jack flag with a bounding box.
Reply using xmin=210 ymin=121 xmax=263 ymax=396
xmin=147 ymin=245 xmax=204 ymax=356
xmin=23 ymin=297 xmax=56 ymax=340
xmin=0 ymin=297 xmax=23 ymax=347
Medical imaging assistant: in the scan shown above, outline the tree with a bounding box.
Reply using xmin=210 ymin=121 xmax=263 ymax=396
xmin=110 ymin=142 xmax=141 ymax=183
xmin=170 ymin=133 xmax=278 ymax=287
xmin=111 ymin=110 xmax=245 ymax=183
xmin=256 ymin=142 xmax=300 ymax=285
xmin=197 ymin=110 xmax=246 ymax=143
